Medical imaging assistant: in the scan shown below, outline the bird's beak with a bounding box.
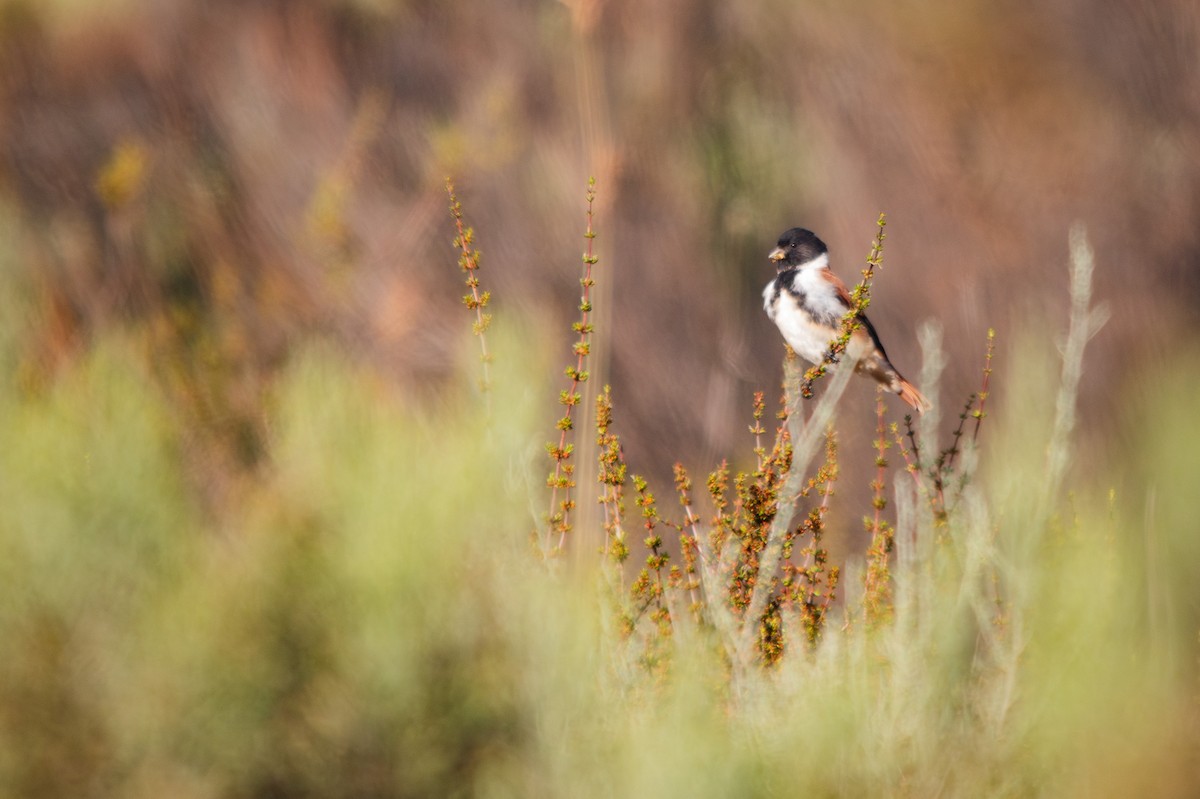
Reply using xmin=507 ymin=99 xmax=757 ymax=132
xmin=768 ymin=247 xmax=786 ymax=263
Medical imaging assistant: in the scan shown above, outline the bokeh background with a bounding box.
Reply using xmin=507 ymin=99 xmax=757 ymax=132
xmin=3 ymin=2 xmax=1200 ymax=796
xmin=4 ymin=0 xmax=1198 ymax=495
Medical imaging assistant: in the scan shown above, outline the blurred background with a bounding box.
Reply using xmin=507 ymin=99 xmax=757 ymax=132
xmin=3 ymin=2 xmax=1200 ymax=796
xmin=3 ymin=0 xmax=1198 ymax=497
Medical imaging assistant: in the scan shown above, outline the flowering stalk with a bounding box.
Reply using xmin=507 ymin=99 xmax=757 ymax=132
xmin=749 ymin=391 xmax=767 ymax=470
xmin=446 ymin=180 xmax=493 ymax=414
xmin=630 ymin=475 xmax=672 ymax=665
xmin=973 ymin=328 xmax=996 ymax=441
xmin=595 ymin=385 xmax=628 ymax=569
xmin=673 ymin=464 xmax=703 ymax=620
xmin=546 ymin=178 xmax=600 ymax=553
xmin=864 ymin=392 xmax=896 ymax=626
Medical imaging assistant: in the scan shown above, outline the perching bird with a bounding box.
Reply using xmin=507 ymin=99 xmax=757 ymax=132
xmin=762 ymin=227 xmax=931 ymax=414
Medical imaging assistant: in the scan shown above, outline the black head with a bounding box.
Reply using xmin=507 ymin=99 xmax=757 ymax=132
xmin=768 ymin=228 xmax=828 ymax=269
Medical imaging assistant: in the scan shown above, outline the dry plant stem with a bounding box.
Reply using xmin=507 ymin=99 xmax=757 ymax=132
xmin=891 ymin=324 xmax=994 ymax=529
xmin=991 ymin=225 xmax=1106 ymax=733
xmin=930 ymin=394 xmax=977 ymax=520
xmin=801 ymin=451 xmax=837 ymax=609
xmin=973 ymin=328 xmax=996 ymax=442
xmin=546 ymin=179 xmax=600 ymax=554
xmin=634 ymin=476 xmax=668 ymax=610
xmin=750 ymin=391 xmax=767 ymax=471
xmin=701 ymin=464 xmax=741 ymax=596
xmin=915 ymin=321 xmax=945 ymax=464
xmin=445 ymin=179 xmax=494 ymax=416
xmin=681 ymin=499 xmax=705 ymax=568
xmin=673 ymin=467 xmax=704 ymax=615
xmin=1041 ymin=224 xmax=1109 ymax=519
xmin=901 ymin=326 xmax=946 ymax=567
xmin=871 ymin=391 xmax=888 ymax=538
xmin=891 ymin=417 xmax=929 ymax=553
xmin=696 ymin=536 xmax=742 ymax=654
xmin=740 ymin=357 xmax=854 ymax=667
xmin=939 ymin=329 xmax=996 ymax=518
xmin=798 ymin=455 xmax=836 ymax=578
xmin=595 ymin=386 xmax=627 ymax=580
xmin=864 ymin=388 xmax=902 ymax=619
xmin=892 ymin=421 xmax=921 ymax=488
xmin=864 ymin=391 xmax=892 ymax=609
xmin=892 ymin=322 xmax=945 ymax=534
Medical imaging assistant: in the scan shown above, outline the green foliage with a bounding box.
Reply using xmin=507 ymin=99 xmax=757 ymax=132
xmin=1 ymin=314 xmax=1197 ymax=796
xmin=1 ymin=196 xmax=1198 ymax=797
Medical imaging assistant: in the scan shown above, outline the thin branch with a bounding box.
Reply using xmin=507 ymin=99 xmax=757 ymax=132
xmin=741 ymin=357 xmax=854 ymax=661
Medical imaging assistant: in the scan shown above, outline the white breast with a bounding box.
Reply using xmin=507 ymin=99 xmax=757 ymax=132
xmin=763 ymin=265 xmax=845 ymax=365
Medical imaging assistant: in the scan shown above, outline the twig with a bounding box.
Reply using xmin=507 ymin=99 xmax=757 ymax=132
xmin=546 ymin=178 xmax=601 ymax=554
xmin=445 ymin=180 xmax=494 ymax=415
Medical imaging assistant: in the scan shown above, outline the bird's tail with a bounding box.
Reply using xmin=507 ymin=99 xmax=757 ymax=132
xmin=860 ymin=353 xmax=932 ymax=415
xmin=896 ymin=377 xmax=932 ymax=415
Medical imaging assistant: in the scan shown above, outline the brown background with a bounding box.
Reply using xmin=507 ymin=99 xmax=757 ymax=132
xmin=2 ymin=0 xmax=1197 ymax=516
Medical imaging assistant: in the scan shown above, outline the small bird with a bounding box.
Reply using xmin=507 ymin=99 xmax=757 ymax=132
xmin=763 ymin=227 xmax=931 ymax=413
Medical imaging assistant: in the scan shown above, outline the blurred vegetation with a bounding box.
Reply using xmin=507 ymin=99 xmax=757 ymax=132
xmin=1 ymin=242 xmax=1198 ymax=796
xmin=1 ymin=0 xmax=1199 ymax=795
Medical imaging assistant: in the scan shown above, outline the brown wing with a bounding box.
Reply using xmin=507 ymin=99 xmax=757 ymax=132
xmin=819 ymin=269 xmax=889 ymax=358
xmin=820 ymin=269 xmax=855 ymax=307
xmin=822 ymin=270 xmax=932 ymax=413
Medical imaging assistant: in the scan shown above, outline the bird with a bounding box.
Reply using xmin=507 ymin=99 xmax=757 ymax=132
xmin=762 ymin=227 xmax=931 ymax=414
